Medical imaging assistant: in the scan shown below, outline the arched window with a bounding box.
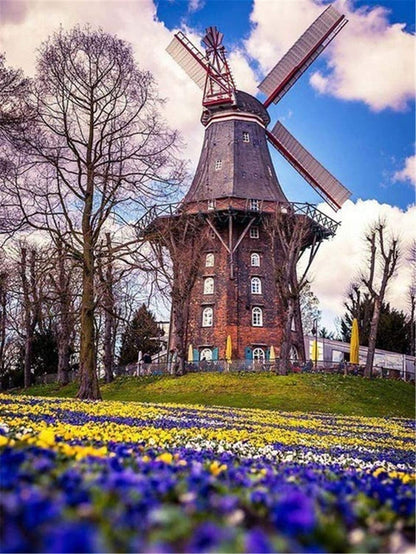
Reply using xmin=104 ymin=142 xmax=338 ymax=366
xmin=251 ymin=277 xmax=262 ymax=294
xmin=202 ymin=307 xmax=213 ymax=327
xmin=251 ymin=253 xmax=260 ymax=267
xmin=205 ymin=253 xmax=214 ymax=267
xmin=252 ymin=307 xmax=263 ymax=327
xmin=200 ymin=348 xmax=212 ymax=361
xmin=203 ymin=277 xmax=214 ymax=295
xmin=290 ymin=346 xmax=298 ymax=360
xmin=253 ymin=347 xmax=265 ymax=361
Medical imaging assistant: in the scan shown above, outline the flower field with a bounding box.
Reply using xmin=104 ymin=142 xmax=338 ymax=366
xmin=0 ymin=395 xmax=414 ymax=553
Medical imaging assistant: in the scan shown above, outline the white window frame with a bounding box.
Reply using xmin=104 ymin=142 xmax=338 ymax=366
xmin=207 ymin=199 xmax=215 ymax=211
xmin=243 ymin=132 xmax=250 ymax=143
xmin=202 ymin=306 xmax=213 ymax=327
xmin=200 ymin=348 xmax=212 ymax=361
xmin=251 ymin=277 xmax=262 ymax=295
xmin=215 ymin=160 xmax=222 ymax=171
xmin=252 ymin=307 xmax=263 ymax=327
xmin=203 ymin=277 xmax=214 ymax=295
xmin=205 ymin=253 xmax=214 ymax=267
xmin=251 ymin=253 xmax=260 ymax=267
xmin=250 ymin=227 xmax=259 ymax=239
xmin=250 ymin=199 xmax=260 ymax=211
xmin=253 ymin=347 xmax=265 ymax=361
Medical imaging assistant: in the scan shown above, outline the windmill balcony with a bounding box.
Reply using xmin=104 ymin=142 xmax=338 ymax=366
xmin=136 ymin=199 xmax=339 ymax=239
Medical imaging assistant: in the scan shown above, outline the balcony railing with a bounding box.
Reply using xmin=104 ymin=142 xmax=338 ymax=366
xmin=135 ymin=201 xmax=339 ymax=237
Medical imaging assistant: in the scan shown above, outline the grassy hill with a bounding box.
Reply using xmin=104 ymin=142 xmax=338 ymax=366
xmin=9 ymin=373 xmax=415 ymax=418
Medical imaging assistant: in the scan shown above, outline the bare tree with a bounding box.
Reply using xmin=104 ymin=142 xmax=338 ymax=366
xmin=97 ymin=233 xmax=117 ymax=383
xmin=0 ymin=261 xmax=9 ymax=380
xmin=264 ymin=208 xmax=320 ymax=369
xmin=361 ymin=220 xmax=400 ymax=377
xmin=4 ymin=27 xmax=184 ymax=398
xmin=142 ymin=213 xmax=207 ymax=373
xmin=47 ymin=239 xmax=78 ymax=385
xmin=0 ymin=54 xmax=29 ymax=141
xmin=18 ymin=245 xmax=48 ymax=387
xmin=407 ymin=240 xmax=415 ymax=357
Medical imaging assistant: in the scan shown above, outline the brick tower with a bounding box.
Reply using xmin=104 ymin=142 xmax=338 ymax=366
xmin=142 ymin=10 xmax=351 ymax=368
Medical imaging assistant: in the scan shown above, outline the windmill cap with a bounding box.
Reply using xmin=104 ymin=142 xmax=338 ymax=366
xmin=201 ymin=90 xmax=270 ymax=127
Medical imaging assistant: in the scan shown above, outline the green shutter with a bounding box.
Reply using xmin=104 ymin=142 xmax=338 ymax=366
xmin=245 ymin=346 xmax=253 ymax=360
xmin=212 ymin=347 xmax=219 ymax=361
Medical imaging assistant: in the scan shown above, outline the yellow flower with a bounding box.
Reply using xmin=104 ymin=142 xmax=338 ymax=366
xmin=0 ymin=435 xmax=8 ymax=447
xmin=209 ymin=461 xmax=227 ymax=476
xmin=37 ymin=429 xmax=55 ymax=447
xmin=157 ymin=452 xmax=173 ymax=464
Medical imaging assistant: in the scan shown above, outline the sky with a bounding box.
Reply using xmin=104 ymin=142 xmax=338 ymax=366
xmin=0 ymin=0 xmax=415 ymax=332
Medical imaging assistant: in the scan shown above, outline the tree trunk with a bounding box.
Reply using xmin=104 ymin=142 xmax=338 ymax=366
xmin=365 ymin=296 xmax=381 ymax=378
xmin=102 ymin=234 xmax=115 ymax=384
xmin=0 ymin=276 xmax=7 ymax=381
xmin=56 ymin=241 xmax=71 ymax=386
xmin=279 ymin=300 xmax=295 ymax=373
xmin=20 ymin=247 xmax=34 ymax=389
xmin=57 ymin=339 xmax=70 ymax=386
xmin=77 ymin=245 xmax=101 ymax=399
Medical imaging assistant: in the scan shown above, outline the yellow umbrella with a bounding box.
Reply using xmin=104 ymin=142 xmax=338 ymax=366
xmin=350 ymin=318 xmax=360 ymax=364
xmin=187 ymin=344 xmax=194 ymax=363
xmin=225 ymin=335 xmax=232 ymax=363
xmin=311 ymin=339 xmax=318 ymax=366
xmin=269 ymin=345 xmax=276 ymax=362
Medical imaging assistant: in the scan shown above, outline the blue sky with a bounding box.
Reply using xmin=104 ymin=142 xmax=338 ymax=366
xmin=155 ymin=0 xmax=415 ymax=210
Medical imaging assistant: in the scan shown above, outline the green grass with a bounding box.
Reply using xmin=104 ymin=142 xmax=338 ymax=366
xmin=7 ymin=373 xmax=415 ymax=418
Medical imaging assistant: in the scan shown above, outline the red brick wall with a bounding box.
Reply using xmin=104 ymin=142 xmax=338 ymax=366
xmin=177 ymin=215 xmax=286 ymax=360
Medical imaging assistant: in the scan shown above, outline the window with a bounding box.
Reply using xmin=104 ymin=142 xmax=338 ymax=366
xmin=252 ymin=307 xmax=263 ymax=327
xmin=202 ymin=307 xmax=213 ymax=327
xmin=250 ymin=227 xmax=259 ymax=239
xmin=215 ymin=160 xmax=222 ymax=171
xmin=250 ymin=199 xmax=260 ymax=211
xmin=243 ymin=132 xmax=250 ymax=143
xmin=203 ymin=277 xmax=214 ymax=295
xmin=253 ymin=347 xmax=265 ymax=361
xmin=207 ymin=199 xmax=215 ymax=211
xmin=251 ymin=277 xmax=262 ymax=295
xmin=200 ymin=348 xmax=212 ymax=361
xmin=251 ymin=253 xmax=260 ymax=267
xmin=206 ymin=253 xmax=214 ymax=267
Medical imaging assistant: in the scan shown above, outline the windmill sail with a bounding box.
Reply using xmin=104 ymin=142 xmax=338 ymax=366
xmin=267 ymin=122 xmax=351 ymax=211
xmin=166 ymin=32 xmax=210 ymax=90
xmin=259 ymin=5 xmax=347 ymax=106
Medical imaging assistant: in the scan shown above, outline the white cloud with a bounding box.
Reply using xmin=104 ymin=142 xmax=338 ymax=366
xmin=393 ymin=154 xmax=416 ymax=187
xmin=307 ymin=200 xmax=416 ymax=331
xmin=245 ymin=0 xmax=415 ymax=112
xmin=187 ymin=0 xmax=204 ymax=14
xmin=228 ymin=49 xmax=258 ymax=95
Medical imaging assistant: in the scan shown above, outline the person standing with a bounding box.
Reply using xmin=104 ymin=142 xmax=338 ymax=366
xmin=142 ymin=352 xmax=152 ymax=375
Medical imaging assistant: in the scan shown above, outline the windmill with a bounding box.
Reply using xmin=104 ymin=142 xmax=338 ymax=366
xmin=140 ymin=5 xmax=352 ymax=371
xmin=167 ymin=4 xmax=350 ymax=211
